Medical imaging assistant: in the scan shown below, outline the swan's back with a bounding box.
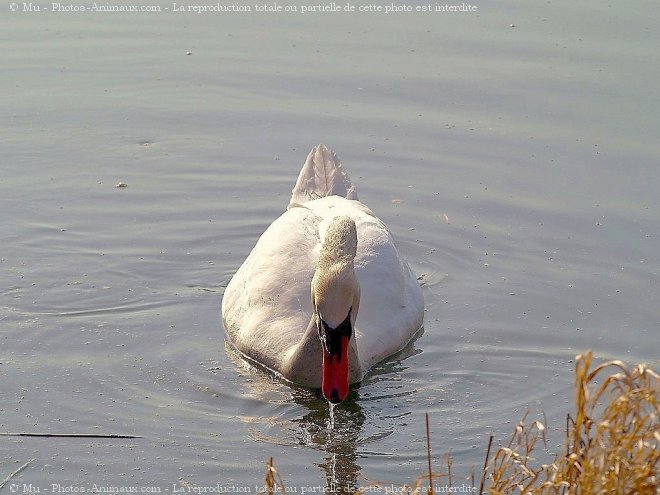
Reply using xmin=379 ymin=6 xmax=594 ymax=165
xmin=221 ymin=144 xmax=423 ymax=381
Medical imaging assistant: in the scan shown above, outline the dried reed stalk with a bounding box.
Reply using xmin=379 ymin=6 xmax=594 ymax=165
xmin=485 ymin=351 xmax=658 ymax=495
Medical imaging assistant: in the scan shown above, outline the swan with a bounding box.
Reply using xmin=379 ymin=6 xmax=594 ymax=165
xmin=221 ymin=144 xmax=424 ymax=403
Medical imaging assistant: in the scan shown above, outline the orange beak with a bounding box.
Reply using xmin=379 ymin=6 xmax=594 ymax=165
xmin=321 ymin=334 xmax=350 ymax=403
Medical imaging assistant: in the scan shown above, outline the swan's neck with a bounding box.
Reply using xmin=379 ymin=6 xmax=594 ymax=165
xmin=282 ymin=216 xmax=362 ymax=389
xmin=282 ymin=315 xmax=325 ymax=387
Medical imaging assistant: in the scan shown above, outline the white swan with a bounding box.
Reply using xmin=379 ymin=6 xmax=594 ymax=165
xmin=222 ymin=144 xmax=424 ymax=403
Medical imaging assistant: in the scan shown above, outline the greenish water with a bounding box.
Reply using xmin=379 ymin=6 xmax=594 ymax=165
xmin=2 ymin=0 xmax=659 ymax=492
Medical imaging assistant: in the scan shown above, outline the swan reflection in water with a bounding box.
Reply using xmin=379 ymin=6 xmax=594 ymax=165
xmin=223 ymin=331 xmax=423 ymax=494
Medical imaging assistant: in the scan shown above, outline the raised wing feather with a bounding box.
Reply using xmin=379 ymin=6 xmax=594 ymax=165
xmin=289 ymin=144 xmax=358 ymax=206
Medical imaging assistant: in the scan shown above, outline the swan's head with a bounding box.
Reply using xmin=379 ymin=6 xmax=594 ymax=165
xmin=312 ymin=216 xmax=360 ymax=404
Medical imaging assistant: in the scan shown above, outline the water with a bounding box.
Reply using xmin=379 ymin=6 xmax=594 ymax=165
xmin=2 ymin=0 xmax=659 ymax=492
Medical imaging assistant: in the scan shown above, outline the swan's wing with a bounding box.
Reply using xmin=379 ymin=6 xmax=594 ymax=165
xmin=289 ymin=144 xmax=358 ymax=206
xmin=221 ymin=208 xmax=322 ymax=372
xmin=352 ymin=216 xmax=424 ymax=371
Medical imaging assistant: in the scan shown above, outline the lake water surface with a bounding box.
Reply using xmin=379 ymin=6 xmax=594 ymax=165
xmin=2 ymin=0 xmax=659 ymax=492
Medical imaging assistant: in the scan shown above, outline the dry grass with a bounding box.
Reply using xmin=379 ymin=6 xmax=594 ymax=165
xmin=485 ymin=351 xmax=658 ymax=495
xmin=262 ymin=351 xmax=659 ymax=495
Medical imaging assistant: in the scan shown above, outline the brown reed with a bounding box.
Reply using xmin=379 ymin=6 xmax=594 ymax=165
xmin=485 ymin=351 xmax=658 ymax=494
